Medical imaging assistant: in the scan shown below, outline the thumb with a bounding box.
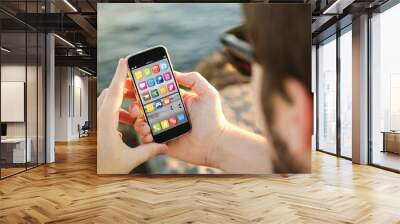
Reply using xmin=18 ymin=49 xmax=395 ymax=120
xmin=182 ymin=93 xmax=194 ymax=114
xmin=175 ymin=71 xmax=215 ymax=97
xmin=132 ymin=143 xmax=168 ymax=164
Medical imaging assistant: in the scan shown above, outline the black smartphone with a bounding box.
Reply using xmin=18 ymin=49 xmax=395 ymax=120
xmin=126 ymin=45 xmax=191 ymax=143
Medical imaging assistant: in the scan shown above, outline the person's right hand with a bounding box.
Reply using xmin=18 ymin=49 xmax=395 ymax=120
xmin=134 ymin=71 xmax=230 ymax=168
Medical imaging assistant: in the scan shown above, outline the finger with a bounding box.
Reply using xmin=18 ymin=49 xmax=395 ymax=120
xmin=124 ymin=79 xmax=136 ymax=100
xmin=183 ymin=95 xmax=195 ymax=115
xmin=141 ymin=134 xmax=154 ymax=144
xmin=125 ymin=79 xmax=134 ymax=91
xmin=103 ymin=58 xmax=128 ymax=115
xmin=132 ymin=143 xmax=168 ymax=163
xmin=129 ymin=103 xmax=140 ymax=120
xmin=179 ymin=88 xmax=196 ymax=100
xmin=179 ymin=88 xmax=188 ymax=96
xmin=134 ymin=118 xmax=151 ymax=137
xmin=174 ymin=71 xmax=214 ymax=96
xmin=97 ymin=88 xmax=109 ymax=112
xmin=119 ymin=109 xmax=135 ymax=125
xmin=178 ymin=88 xmax=195 ymax=113
xmin=179 ymin=88 xmax=191 ymax=102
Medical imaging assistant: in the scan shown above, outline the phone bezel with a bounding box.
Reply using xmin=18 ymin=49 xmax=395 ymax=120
xmin=126 ymin=45 xmax=191 ymax=143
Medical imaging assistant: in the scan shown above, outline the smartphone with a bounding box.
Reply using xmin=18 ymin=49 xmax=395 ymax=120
xmin=126 ymin=45 xmax=191 ymax=143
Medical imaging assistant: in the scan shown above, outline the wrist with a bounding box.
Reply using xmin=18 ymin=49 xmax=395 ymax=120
xmin=206 ymin=120 xmax=234 ymax=170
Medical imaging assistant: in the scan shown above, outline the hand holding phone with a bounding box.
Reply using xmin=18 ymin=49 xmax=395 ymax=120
xmin=134 ymin=69 xmax=231 ymax=169
xmin=127 ymin=46 xmax=191 ymax=143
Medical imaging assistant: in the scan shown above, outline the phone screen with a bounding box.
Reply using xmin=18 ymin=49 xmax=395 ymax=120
xmin=131 ymin=57 xmax=188 ymax=136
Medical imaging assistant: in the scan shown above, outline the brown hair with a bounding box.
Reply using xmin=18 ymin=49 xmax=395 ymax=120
xmin=243 ymin=4 xmax=311 ymax=172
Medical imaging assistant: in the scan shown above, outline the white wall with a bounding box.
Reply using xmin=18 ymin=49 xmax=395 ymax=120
xmin=1 ymin=65 xmax=37 ymax=138
xmin=54 ymin=67 xmax=89 ymax=141
xmin=1 ymin=63 xmax=46 ymax=164
xmin=54 ymin=67 xmax=69 ymax=141
xmin=72 ymin=73 xmax=89 ymax=138
xmin=1 ymin=65 xmax=26 ymax=138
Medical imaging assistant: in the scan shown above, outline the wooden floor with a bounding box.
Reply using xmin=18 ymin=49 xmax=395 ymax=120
xmin=1 ymin=167 xmax=26 ymax=178
xmin=0 ymin=135 xmax=400 ymax=223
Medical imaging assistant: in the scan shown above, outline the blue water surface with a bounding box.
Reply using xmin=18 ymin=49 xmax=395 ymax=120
xmin=97 ymin=3 xmax=243 ymax=94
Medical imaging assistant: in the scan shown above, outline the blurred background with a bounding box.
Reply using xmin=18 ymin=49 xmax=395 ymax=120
xmin=98 ymin=3 xmax=262 ymax=174
xmin=98 ymin=4 xmax=241 ymax=91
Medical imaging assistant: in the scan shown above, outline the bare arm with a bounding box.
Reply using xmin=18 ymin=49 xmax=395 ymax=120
xmin=209 ymin=123 xmax=273 ymax=174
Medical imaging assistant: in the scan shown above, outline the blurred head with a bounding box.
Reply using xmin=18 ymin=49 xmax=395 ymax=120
xmin=243 ymin=4 xmax=312 ymax=173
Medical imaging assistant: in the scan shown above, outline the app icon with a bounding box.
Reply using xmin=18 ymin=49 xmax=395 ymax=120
xmin=135 ymin=71 xmax=143 ymax=80
xmin=147 ymin=78 xmax=155 ymax=87
xmin=151 ymin=89 xmax=159 ymax=98
xmin=139 ymin=81 xmax=147 ymax=90
xmin=156 ymin=75 xmax=164 ymax=84
xmin=161 ymin=120 xmax=169 ymax=129
xmin=167 ymin=83 xmax=176 ymax=92
xmin=152 ymin=123 xmax=162 ymax=133
xmin=142 ymin=91 xmax=151 ymax=101
xmin=177 ymin=113 xmax=186 ymax=122
xmin=145 ymin=103 xmax=154 ymax=113
xmin=159 ymin=85 xmax=168 ymax=95
xmin=152 ymin=64 xmax=160 ymax=74
xmin=169 ymin=116 xmax=177 ymax=125
xmin=154 ymin=100 xmax=163 ymax=109
xmin=163 ymin=72 xmax=172 ymax=81
xmin=144 ymin=68 xmax=151 ymax=76
xmin=162 ymin=97 xmax=171 ymax=105
xmin=160 ymin=62 xmax=168 ymax=71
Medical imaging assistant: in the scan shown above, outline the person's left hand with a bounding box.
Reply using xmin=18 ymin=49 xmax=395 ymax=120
xmin=97 ymin=58 xmax=168 ymax=174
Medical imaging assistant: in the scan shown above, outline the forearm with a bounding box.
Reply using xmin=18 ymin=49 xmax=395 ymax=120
xmin=209 ymin=122 xmax=273 ymax=174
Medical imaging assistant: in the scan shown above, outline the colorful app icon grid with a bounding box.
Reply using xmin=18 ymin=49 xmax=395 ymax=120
xmin=151 ymin=113 xmax=186 ymax=133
